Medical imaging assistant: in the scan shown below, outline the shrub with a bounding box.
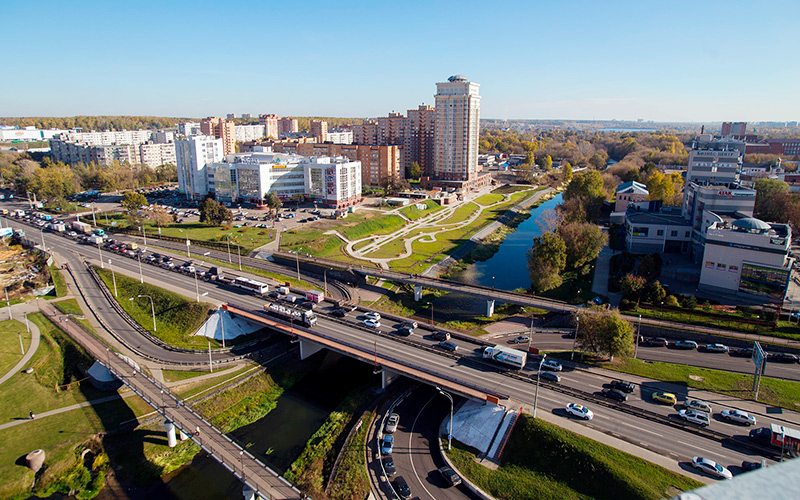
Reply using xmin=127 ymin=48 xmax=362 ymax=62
xmin=664 ymin=295 xmax=680 ymax=308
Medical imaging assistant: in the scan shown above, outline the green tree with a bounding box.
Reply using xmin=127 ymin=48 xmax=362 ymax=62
xmin=646 ymin=280 xmax=666 ymax=304
xmin=264 ymin=192 xmax=282 ymax=214
xmin=754 ymin=178 xmax=790 ymax=222
xmin=527 ymin=232 xmax=567 ymax=292
xmin=537 ymin=154 xmax=553 ymax=171
xmin=199 ymin=198 xmax=232 ymax=225
xmin=557 ymin=222 xmax=607 ymax=268
xmin=563 ymin=162 xmax=573 ymax=182
xmin=564 ymin=170 xmax=605 ymax=202
xmin=121 ymin=191 xmax=148 ymax=215
xmin=575 ymin=307 xmax=634 ymax=360
xmin=407 ymin=161 xmax=422 ymax=180
xmin=619 ymin=273 xmax=647 ymax=300
xmin=516 ymin=163 xmax=535 ymax=184
xmin=589 ymin=152 xmax=608 ymax=169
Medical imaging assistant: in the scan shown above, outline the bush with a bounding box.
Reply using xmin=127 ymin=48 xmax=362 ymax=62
xmin=664 ymin=295 xmax=680 ymax=307
xmin=680 ymin=295 xmax=697 ymax=309
xmin=619 ymin=299 xmax=635 ymax=311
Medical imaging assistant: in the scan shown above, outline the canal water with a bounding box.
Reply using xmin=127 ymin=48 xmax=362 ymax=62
xmin=458 ymin=193 xmax=563 ymax=291
xmin=99 ymin=351 xmax=373 ymax=500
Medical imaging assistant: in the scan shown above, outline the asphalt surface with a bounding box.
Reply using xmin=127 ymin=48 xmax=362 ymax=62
xmin=4 ymin=215 xmax=795 ymax=480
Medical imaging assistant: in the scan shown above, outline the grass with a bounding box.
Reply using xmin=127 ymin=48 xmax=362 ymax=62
xmin=341 ymin=214 xmax=406 ymax=240
xmin=437 ymin=202 xmax=479 ymax=226
xmin=52 ymin=298 xmax=97 ymax=335
xmin=538 ymin=264 xmax=598 ymax=305
xmin=162 ymin=368 xmax=211 ymax=383
xmin=94 ymin=266 xmax=216 ymax=349
xmin=50 ymin=264 xmax=68 ymax=297
xmin=447 ymin=414 xmax=702 ymax=500
xmin=325 ymin=408 xmax=373 ymax=500
xmin=474 ymin=193 xmax=504 ymax=206
xmin=0 ymin=319 xmax=30 ymax=376
xmin=399 ymin=199 xmax=442 ymax=220
xmin=588 ymin=356 xmax=800 ymax=411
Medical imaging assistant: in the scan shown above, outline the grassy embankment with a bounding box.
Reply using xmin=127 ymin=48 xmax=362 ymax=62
xmin=94 ymin=267 xmax=215 ymax=349
xmin=585 ymin=356 xmax=800 ymax=411
xmin=448 ymin=414 xmax=702 ymax=500
xmin=50 ymin=263 xmax=68 ymax=298
xmin=0 ymin=319 xmax=31 ymax=376
xmin=398 ymin=199 xmax=443 ymax=220
xmin=284 ymin=383 xmax=377 ymax=500
xmin=52 ymin=298 xmax=97 ymax=335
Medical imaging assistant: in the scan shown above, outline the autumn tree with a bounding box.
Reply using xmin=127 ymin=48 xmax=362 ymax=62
xmin=646 ymin=171 xmax=683 ymax=206
xmin=619 ymin=273 xmax=647 ymax=301
xmin=537 ymin=154 xmax=553 ymax=171
xmin=121 ymin=191 xmax=148 ymax=215
xmin=527 ymin=232 xmax=567 ymax=292
xmin=264 ymin=192 xmax=282 ymax=215
xmin=199 ymin=198 xmax=232 ymax=225
xmin=557 ymin=222 xmax=607 ymax=268
xmin=575 ymin=307 xmax=634 ymax=360
xmin=563 ymin=162 xmax=573 ymax=182
xmin=407 ymin=162 xmax=422 ymax=180
xmin=754 ymin=178 xmax=790 ymax=222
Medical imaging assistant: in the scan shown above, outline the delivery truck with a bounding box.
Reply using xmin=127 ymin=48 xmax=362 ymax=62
xmin=305 ymin=290 xmax=324 ymax=303
xmin=264 ymin=302 xmax=317 ymax=327
xmin=88 ymin=234 xmax=105 ymax=245
xmin=72 ymin=220 xmax=92 ymax=234
xmin=750 ymin=424 xmax=800 ymax=456
xmin=482 ymin=345 xmax=527 ymax=369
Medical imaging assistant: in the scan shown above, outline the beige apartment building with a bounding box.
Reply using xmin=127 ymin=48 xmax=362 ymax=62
xmin=433 ymin=75 xmax=481 ymax=183
xmin=259 ymin=114 xmax=280 ymax=140
xmin=278 ymin=117 xmax=298 ymax=135
xmin=310 ymin=120 xmax=328 ymax=142
xmin=200 ymin=117 xmax=236 ymax=156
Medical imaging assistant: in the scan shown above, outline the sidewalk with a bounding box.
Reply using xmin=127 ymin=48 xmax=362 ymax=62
xmin=591 ymin=244 xmax=622 ymax=306
xmin=0 ymin=299 xmax=43 ymax=386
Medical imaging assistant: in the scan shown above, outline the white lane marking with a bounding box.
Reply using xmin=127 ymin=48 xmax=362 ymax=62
xmin=409 ymin=394 xmax=440 ymax=500
xmin=675 ymin=439 xmax=719 ymax=458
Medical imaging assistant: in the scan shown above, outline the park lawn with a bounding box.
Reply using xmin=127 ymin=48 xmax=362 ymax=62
xmin=94 ymin=267 xmax=215 ymax=349
xmin=50 ymin=264 xmax=68 ymax=297
xmin=365 ymin=237 xmax=408 ymax=259
xmin=474 ymin=193 xmax=504 ymax=206
xmin=341 ymin=214 xmax=406 ymax=240
xmin=437 ymin=202 xmax=479 ymax=226
xmin=173 ymin=364 xmax=259 ymax=400
xmin=590 ymin=357 xmax=800 ymax=410
xmin=399 ymin=199 xmax=442 ymax=220
xmin=0 ymin=319 xmax=30 ymax=377
xmin=493 ymin=185 xmax=534 ymax=194
xmin=447 ymin=415 xmax=701 ymax=500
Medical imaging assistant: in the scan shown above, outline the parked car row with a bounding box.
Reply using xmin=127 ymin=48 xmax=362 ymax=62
xmin=644 ymin=337 xmax=800 ymax=363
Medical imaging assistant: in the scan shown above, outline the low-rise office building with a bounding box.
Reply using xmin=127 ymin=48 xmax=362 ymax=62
xmin=625 ymin=208 xmax=693 ymax=254
xmin=615 ymin=181 xmax=649 ymax=212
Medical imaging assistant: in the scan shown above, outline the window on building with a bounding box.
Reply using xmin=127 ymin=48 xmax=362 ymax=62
xmin=729 ymin=265 xmax=739 ymax=272
xmin=671 ymin=230 xmax=678 ymax=237
xmin=717 ymin=263 xmax=726 ymax=270
xmin=657 ymin=229 xmax=664 ymax=236
xmin=684 ymin=231 xmax=690 ymax=237
xmin=705 ymin=261 xmax=714 ymax=268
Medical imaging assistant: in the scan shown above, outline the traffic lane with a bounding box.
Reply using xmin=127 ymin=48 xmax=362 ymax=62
xmin=391 ymin=387 xmax=479 ymax=500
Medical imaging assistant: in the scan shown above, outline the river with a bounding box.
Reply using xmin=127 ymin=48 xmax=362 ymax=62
xmin=456 ymin=193 xmax=563 ymax=291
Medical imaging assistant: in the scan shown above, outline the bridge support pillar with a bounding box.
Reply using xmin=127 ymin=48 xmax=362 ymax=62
xmin=414 ymin=285 xmax=422 ymax=301
xmin=299 ymin=339 xmax=323 ymax=360
xmin=164 ymin=420 xmax=177 ymax=448
xmin=486 ymin=299 xmax=495 ymax=317
xmin=178 ymin=429 xmax=189 ymax=441
xmin=381 ymin=369 xmax=398 ymax=389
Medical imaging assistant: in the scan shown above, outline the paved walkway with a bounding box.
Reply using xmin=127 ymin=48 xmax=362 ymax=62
xmin=591 ymin=243 xmax=622 ymax=306
xmin=0 ymin=299 xmax=44 ymax=386
xmin=0 ymin=393 xmax=134 ymax=431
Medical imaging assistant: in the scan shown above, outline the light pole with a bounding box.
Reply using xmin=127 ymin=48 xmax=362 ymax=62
xmin=437 ymin=387 xmax=454 ymax=451
xmin=97 ymin=241 xmax=104 ymax=268
xmin=219 ymin=307 xmax=226 ymax=349
xmin=137 ymin=250 xmax=144 ymax=283
xmin=324 ymin=268 xmax=329 ymax=297
xmin=533 ymin=354 xmax=547 ymax=419
xmin=240 ymin=450 xmax=245 ymax=480
xmin=225 ymin=234 xmax=232 ymax=263
xmin=634 ymin=314 xmax=642 ymax=359
xmin=5 ymin=286 xmax=12 ymax=320
xmin=39 ymin=227 xmax=45 ymax=250
xmin=428 ymin=301 xmax=434 ymax=326
xmin=108 ymin=259 xmax=117 ymax=297
xmin=132 ymin=294 xmax=156 ymax=332
xmin=20 ymin=313 xmax=27 ymax=355
xmin=140 ymin=226 xmax=147 ymax=246
xmin=178 ymin=229 xmax=190 ymax=257
xmin=571 ymin=315 xmax=580 ymax=361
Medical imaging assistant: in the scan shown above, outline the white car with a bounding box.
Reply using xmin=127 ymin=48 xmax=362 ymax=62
xmin=686 ymin=400 xmax=712 ymax=413
xmin=384 ymin=413 xmax=399 ymax=433
xmin=364 ymin=311 xmax=381 ymax=321
xmin=704 ymin=343 xmax=729 ymax=353
xmin=678 ymin=409 xmax=710 ymax=426
xmin=692 ymin=456 xmax=733 ymax=480
xmin=363 ymin=319 xmax=381 ymax=328
xmin=565 ymin=403 xmax=593 ymax=420
xmin=509 ymin=335 xmax=530 ymax=344
xmin=720 ymin=409 xmax=756 ymax=426
xmin=541 ymin=359 xmax=563 ymax=372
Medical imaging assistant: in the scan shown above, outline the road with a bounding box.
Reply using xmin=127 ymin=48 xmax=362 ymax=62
xmin=6 ymin=217 xmax=795 ymax=480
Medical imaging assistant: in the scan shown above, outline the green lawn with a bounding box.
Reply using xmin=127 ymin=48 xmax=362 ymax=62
xmin=399 ymin=199 xmax=442 ymax=220
xmin=447 ymin=415 xmax=702 ymax=500
xmin=474 ymin=193 xmax=504 ymax=206
xmin=341 ymin=214 xmax=406 ymax=240
xmin=162 ymin=368 xmax=211 ymax=383
xmin=437 ymin=202 xmax=479 ymax=226
xmin=94 ymin=267 xmax=216 ymax=349
xmin=588 ymin=356 xmax=800 ymax=410
xmin=52 ymin=298 xmax=97 ymax=335
xmin=50 ymin=264 xmax=68 ymax=297
xmin=0 ymin=319 xmax=30 ymax=377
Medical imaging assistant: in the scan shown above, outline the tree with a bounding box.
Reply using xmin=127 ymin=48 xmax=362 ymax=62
xmin=575 ymin=307 xmax=634 ymax=360
xmin=407 ymin=162 xmax=422 ymax=180
xmin=199 ymin=198 xmax=232 ymax=225
xmin=564 ymin=170 xmax=605 ymax=202
xmin=646 ymin=280 xmax=666 ymax=304
xmin=537 ymin=154 xmax=553 ymax=171
xmin=563 ymin=162 xmax=573 ymax=182
xmin=645 ymin=171 xmax=683 ymax=206
xmin=754 ymin=178 xmax=790 ymax=222
xmin=516 ymin=163 xmax=535 ymax=184
xmin=121 ymin=191 xmax=148 ymax=215
xmin=619 ymin=273 xmax=647 ymax=300
xmin=589 ymin=152 xmax=608 ymax=169
xmin=146 ymin=204 xmax=173 ymax=227
xmin=557 ymin=222 xmax=607 ymax=268
xmin=264 ymin=192 xmax=282 ymax=215
xmin=527 ymin=232 xmax=566 ymax=292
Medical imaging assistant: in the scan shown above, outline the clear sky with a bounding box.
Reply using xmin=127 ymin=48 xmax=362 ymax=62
xmin=3 ymin=0 xmax=798 ymax=122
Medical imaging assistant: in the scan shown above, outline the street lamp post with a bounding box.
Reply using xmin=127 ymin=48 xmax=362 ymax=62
xmin=240 ymin=450 xmax=245 ymax=480
xmin=97 ymin=242 xmax=104 ymax=268
xmin=571 ymin=315 xmax=580 ymax=361
xmin=132 ymin=294 xmax=156 ymax=332
xmin=109 ymin=259 xmax=117 ymax=297
xmin=533 ymin=354 xmax=547 ymax=419
xmin=178 ymin=229 xmax=190 ymax=257
xmin=225 ymin=234 xmax=232 ymax=263
xmin=437 ymin=387 xmax=454 ymax=451
xmin=140 ymin=226 xmax=147 ymax=246
xmin=634 ymin=314 xmax=642 ymax=359
xmin=324 ymin=269 xmax=329 ymax=297
xmin=20 ymin=313 xmax=27 ymax=355
xmin=39 ymin=227 xmax=45 ymax=250
xmin=137 ymin=250 xmax=144 ymax=283
xmin=428 ymin=301 xmax=434 ymax=326
xmin=5 ymin=286 xmax=11 ymax=320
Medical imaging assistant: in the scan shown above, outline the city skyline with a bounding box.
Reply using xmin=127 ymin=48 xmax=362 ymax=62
xmin=2 ymin=0 xmax=799 ymax=122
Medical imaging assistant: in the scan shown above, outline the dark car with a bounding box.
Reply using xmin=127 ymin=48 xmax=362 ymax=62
xmin=330 ymin=308 xmax=347 ymax=317
xmin=611 ymin=380 xmax=635 ymax=393
xmin=396 ymin=326 xmax=413 ymax=337
xmin=731 ymin=347 xmax=754 ymax=357
xmin=600 ymin=388 xmax=628 ymax=402
xmin=431 ymin=331 xmax=450 ymax=341
xmin=438 ymin=466 xmax=462 ymax=487
xmin=394 ymin=477 xmax=411 ymax=500
xmin=539 ymin=371 xmax=561 ymax=383
xmin=400 ymin=320 xmax=418 ymax=329
xmin=435 ymin=341 xmax=458 ymax=352
xmin=742 ymin=460 xmax=765 ymax=472
xmin=383 ymin=456 xmax=396 ymax=477
xmin=768 ymin=352 xmax=799 ymax=363
xmin=646 ymin=337 xmax=668 ymax=347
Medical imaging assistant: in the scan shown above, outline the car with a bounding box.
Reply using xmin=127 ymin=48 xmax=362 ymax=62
xmin=674 ymin=340 xmax=698 ymax=350
xmin=393 ymin=476 xmax=411 ymax=499
xmin=678 ymin=409 xmax=710 ymax=426
xmin=435 ymin=341 xmax=458 ymax=352
xmin=601 ymin=388 xmax=628 ymax=402
xmin=364 ymin=311 xmax=381 ymax=321
xmin=330 ymin=308 xmax=347 ymax=318
xmin=541 ymin=359 xmax=562 ymax=372
xmin=363 ymin=319 xmax=381 ymax=328
xmin=768 ymin=352 xmax=799 ymax=363
xmin=703 ymin=343 xmax=729 ymax=353
xmin=652 ymin=392 xmax=677 ymax=405
xmin=685 ymin=400 xmax=712 ymax=413
xmin=400 ymin=320 xmax=418 ymax=329
xmin=538 ymin=371 xmax=561 ymax=383
xmin=380 ymin=434 xmax=393 ymax=454
xmin=731 ymin=347 xmax=754 ymax=357
xmin=438 ymin=466 xmax=462 ymax=487
xmin=509 ymin=335 xmax=530 ymax=344
xmin=646 ymin=337 xmax=668 ymax=346
xmin=611 ymin=380 xmax=635 ymax=393
xmin=384 ymin=413 xmax=399 ymax=433
xmin=565 ymin=403 xmax=593 ymax=420
xmin=396 ymin=326 xmax=413 ymax=336
xmin=742 ymin=460 xmax=765 ymax=472
xmin=432 ymin=331 xmax=450 ymax=341
xmin=720 ymin=409 xmax=757 ymax=426
xmin=691 ymin=456 xmax=733 ymax=480
xmin=383 ymin=456 xmax=396 ymax=476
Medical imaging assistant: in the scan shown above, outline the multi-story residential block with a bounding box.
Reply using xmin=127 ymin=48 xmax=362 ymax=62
xmin=259 ymin=114 xmax=280 ymax=140
xmin=152 ymin=130 xmax=174 ymax=144
xmin=234 ymin=125 xmax=266 ymax=142
xmin=139 ymin=142 xmax=177 ymax=167
xmin=241 ymin=113 xmax=251 ymax=119
xmin=433 ymin=75 xmax=481 ymax=184
xmin=175 ymin=136 xmax=224 ymax=199
xmin=200 ymin=117 xmax=236 ymax=156
xmin=49 ymin=130 xmax=175 ymax=168
xmin=407 ymin=104 xmax=436 ymax=176
xmin=720 ymin=122 xmax=747 ymax=138
xmin=686 ymin=135 xmax=745 ymax=185
xmin=226 ymin=113 xmax=236 ymax=119
xmin=178 ymin=122 xmax=201 ymax=137
xmin=310 ymin=120 xmax=328 ymax=143
xmin=278 ymin=117 xmax=298 ymax=136
xmin=326 ymin=130 xmax=354 ymax=144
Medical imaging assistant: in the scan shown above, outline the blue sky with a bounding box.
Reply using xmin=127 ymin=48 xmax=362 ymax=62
xmin=3 ymin=0 xmax=798 ymax=122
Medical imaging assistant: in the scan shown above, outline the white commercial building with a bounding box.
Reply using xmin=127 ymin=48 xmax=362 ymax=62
xmin=176 ymin=136 xmax=224 ymax=200
xmin=178 ymin=122 xmax=202 ymax=137
xmin=304 ymin=156 xmax=361 ymax=208
xmin=235 ymin=124 xmax=266 ymax=142
xmin=700 ymin=217 xmax=793 ymax=301
xmin=326 ymin=130 xmax=354 ymax=144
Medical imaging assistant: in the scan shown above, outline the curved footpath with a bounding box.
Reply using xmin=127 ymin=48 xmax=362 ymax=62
xmin=0 ymin=300 xmax=42 ymax=386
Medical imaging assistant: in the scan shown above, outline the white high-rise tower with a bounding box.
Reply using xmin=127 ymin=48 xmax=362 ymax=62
xmin=434 ymin=75 xmax=481 ymax=182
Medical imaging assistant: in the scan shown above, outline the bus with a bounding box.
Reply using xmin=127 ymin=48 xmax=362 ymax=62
xmin=233 ymin=276 xmax=270 ymax=295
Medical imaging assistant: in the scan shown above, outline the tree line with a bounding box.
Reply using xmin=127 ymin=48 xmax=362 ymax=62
xmin=0 ymin=116 xmax=189 ymax=131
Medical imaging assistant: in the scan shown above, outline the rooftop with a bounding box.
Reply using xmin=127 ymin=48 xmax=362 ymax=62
xmin=617 ymin=181 xmax=649 ymax=195
xmin=626 ymin=211 xmax=691 ymax=226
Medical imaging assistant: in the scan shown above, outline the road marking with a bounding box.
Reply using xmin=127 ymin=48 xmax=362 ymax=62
xmin=409 ymin=395 xmax=440 ymax=500
xmin=675 ymin=439 xmax=718 ymax=458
